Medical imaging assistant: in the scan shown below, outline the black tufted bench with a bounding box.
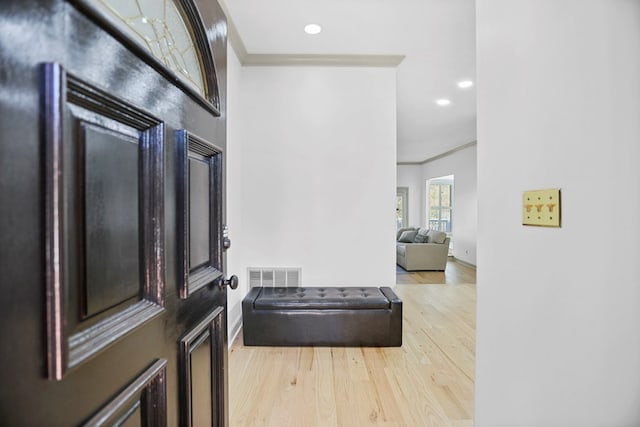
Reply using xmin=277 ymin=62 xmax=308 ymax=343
xmin=242 ymin=287 xmax=402 ymax=347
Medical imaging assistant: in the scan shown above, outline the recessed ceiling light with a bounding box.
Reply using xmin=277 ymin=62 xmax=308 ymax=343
xmin=435 ymin=99 xmax=451 ymax=106
xmin=457 ymin=80 xmax=474 ymax=89
xmin=304 ymin=24 xmax=322 ymax=35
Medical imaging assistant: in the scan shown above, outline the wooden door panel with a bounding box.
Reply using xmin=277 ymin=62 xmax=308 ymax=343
xmin=189 ymin=158 xmax=212 ymax=269
xmin=176 ymin=131 xmax=224 ymax=299
xmin=83 ymin=359 xmax=167 ymax=426
xmin=82 ymin=122 xmax=141 ymax=318
xmin=43 ymin=63 xmax=165 ymax=378
xmin=179 ymin=307 xmax=226 ymax=427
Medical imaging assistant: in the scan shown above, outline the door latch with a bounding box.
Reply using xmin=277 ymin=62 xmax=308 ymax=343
xmin=223 ymin=224 xmax=231 ymax=250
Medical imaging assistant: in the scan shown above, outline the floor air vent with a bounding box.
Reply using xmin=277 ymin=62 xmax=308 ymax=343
xmin=248 ymin=268 xmax=301 ymax=288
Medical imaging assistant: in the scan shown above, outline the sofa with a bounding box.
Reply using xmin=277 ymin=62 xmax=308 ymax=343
xmin=396 ymin=227 xmax=450 ymax=271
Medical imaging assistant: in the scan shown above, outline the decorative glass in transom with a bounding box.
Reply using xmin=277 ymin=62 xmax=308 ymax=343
xmin=95 ymin=0 xmax=207 ymax=98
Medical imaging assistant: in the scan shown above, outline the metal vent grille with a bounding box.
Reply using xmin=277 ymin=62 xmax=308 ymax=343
xmin=247 ymin=268 xmax=301 ymax=288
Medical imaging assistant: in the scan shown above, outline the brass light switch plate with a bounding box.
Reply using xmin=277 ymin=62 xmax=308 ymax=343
xmin=523 ymin=189 xmax=561 ymax=227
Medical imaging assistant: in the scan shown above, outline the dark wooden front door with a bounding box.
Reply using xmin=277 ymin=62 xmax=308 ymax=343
xmin=0 ymin=0 xmax=231 ymax=425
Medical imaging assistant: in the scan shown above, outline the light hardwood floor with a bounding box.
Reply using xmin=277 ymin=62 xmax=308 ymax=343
xmin=229 ymin=260 xmax=476 ymax=426
xmin=396 ymin=258 xmax=476 ymax=285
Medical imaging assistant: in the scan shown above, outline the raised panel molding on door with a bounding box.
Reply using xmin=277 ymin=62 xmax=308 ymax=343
xmin=176 ymin=130 xmax=224 ymax=299
xmin=179 ymin=307 xmax=226 ymax=427
xmin=42 ymin=63 xmax=165 ymax=380
xmin=82 ymin=359 xmax=167 ymax=426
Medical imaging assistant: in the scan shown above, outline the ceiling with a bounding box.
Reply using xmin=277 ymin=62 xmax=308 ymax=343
xmin=220 ymin=0 xmax=476 ymax=163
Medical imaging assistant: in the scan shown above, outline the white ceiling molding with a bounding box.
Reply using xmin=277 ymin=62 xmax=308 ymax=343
xmin=226 ymin=17 xmax=248 ymax=62
xmin=242 ymin=53 xmax=405 ymax=68
xmin=218 ymin=0 xmax=248 ymax=62
xmin=220 ymin=1 xmax=404 ymax=68
xmin=397 ymin=140 xmax=477 ymax=165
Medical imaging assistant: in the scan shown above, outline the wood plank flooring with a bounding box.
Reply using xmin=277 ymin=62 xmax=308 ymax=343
xmin=229 ymin=261 xmax=476 ymax=426
xmin=396 ymin=258 xmax=476 ymax=285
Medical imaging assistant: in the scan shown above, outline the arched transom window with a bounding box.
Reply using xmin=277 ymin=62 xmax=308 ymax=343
xmin=90 ymin=0 xmax=219 ymax=111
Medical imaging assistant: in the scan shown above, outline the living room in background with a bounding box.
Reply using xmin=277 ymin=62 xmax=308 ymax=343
xmin=396 ymin=187 xmax=409 ymax=228
xmin=427 ymin=175 xmax=454 ymax=252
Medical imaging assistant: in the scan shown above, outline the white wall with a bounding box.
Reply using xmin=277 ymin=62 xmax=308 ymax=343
xmin=422 ymin=144 xmax=477 ymax=265
xmin=225 ymin=45 xmax=245 ymax=343
xmin=226 ymin=62 xmax=397 ymax=336
xmin=396 ymin=164 xmax=423 ymax=228
xmin=476 ymin=1 xmax=640 ymax=426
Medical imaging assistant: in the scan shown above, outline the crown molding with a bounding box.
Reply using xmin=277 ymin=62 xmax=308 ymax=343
xmin=218 ymin=0 xmax=248 ymax=61
xmin=227 ymin=18 xmax=248 ymax=62
xmin=243 ymin=53 xmax=405 ymax=67
xmin=397 ymin=140 xmax=477 ymax=166
xmin=219 ymin=0 xmax=404 ymax=68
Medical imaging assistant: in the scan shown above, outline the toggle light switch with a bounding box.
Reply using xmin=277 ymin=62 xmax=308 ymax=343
xmin=523 ymin=189 xmax=561 ymax=227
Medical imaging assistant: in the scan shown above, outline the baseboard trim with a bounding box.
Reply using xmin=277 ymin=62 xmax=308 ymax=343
xmin=228 ymin=313 xmax=242 ymax=349
xmin=452 ymin=257 xmax=476 ymax=269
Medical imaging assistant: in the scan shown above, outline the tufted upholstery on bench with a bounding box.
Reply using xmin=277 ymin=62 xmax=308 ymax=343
xmin=242 ymin=286 xmax=402 ymax=347
xmin=253 ymin=287 xmax=391 ymax=310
